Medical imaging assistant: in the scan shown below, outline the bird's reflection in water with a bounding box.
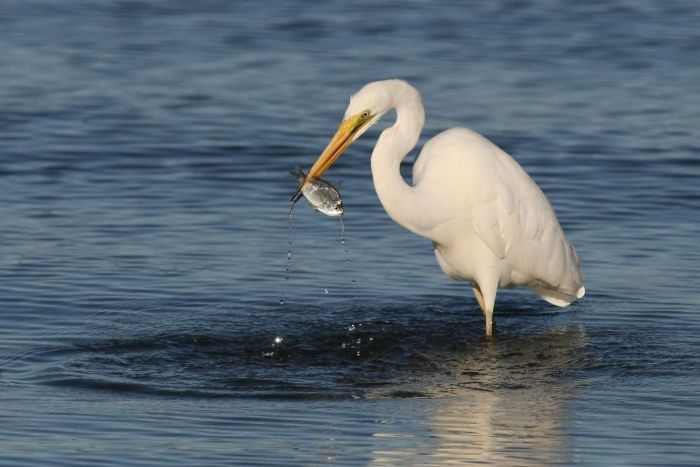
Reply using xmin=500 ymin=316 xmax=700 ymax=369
xmin=369 ymin=325 xmax=588 ymax=466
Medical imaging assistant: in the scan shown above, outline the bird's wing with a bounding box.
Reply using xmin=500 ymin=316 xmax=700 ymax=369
xmin=471 ymin=144 xmax=583 ymax=301
xmin=469 ymin=148 xmax=520 ymax=260
xmin=414 ymin=127 xmax=584 ymax=304
xmin=471 ymin=183 xmax=510 ymax=259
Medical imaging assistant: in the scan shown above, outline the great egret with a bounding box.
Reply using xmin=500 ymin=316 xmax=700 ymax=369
xmin=292 ymin=80 xmax=585 ymax=336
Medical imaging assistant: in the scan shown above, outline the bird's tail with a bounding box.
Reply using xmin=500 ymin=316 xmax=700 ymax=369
xmin=532 ymin=285 xmax=585 ymax=307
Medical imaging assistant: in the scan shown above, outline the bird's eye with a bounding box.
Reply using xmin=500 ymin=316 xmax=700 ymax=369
xmin=361 ymin=111 xmax=370 ymax=119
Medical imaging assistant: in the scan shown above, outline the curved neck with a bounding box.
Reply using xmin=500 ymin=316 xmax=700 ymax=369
xmin=370 ymin=82 xmax=428 ymax=237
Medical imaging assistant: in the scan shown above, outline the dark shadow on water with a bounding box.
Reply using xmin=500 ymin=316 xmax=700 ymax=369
xmin=12 ymin=296 xmax=600 ymax=401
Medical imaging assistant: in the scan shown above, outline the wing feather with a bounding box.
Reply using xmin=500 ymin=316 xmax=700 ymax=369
xmin=412 ymin=127 xmax=584 ymax=304
xmin=469 ymin=139 xmax=583 ymax=300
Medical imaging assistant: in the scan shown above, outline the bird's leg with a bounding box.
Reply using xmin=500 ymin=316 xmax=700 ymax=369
xmin=484 ymin=309 xmax=495 ymax=337
xmin=472 ymin=285 xmax=486 ymax=313
xmin=472 ymin=283 xmax=497 ymax=337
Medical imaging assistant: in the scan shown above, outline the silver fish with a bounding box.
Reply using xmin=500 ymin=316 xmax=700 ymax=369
xmin=290 ymin=168 xmax=344 ymax=217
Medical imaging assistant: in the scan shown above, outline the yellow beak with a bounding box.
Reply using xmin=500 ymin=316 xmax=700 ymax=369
xmin=291 ymin=117 xmax=361 ymax=202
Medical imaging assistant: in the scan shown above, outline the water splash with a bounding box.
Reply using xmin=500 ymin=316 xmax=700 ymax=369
xmin=262 ymin=335 xmax=286 ymax=358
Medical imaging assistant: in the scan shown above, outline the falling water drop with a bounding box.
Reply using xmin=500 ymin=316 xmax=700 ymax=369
xmin=339 ymin=215 xmax=358 ymax=302
xmin=340 ymin=215 xmax=348 ymax=261
xmin=287 ymin=204 xmax=294 ymax=275
xmin=281 ymin=203 xmax=295 ymax=306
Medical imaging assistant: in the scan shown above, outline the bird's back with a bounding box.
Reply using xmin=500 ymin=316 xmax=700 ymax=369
xmin=413 ymin=127 xmax=585 ymax=305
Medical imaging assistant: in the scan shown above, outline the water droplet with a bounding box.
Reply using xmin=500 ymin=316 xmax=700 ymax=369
xmin=348 ymin=324 xmax=356 ymax=332
xmin=338 ymin=216 xmax=359 ymax=301
xmin=282 ymin=204 xmax=295 ymax=306
xmin=288 ymin=204 xmax=294 ymax=242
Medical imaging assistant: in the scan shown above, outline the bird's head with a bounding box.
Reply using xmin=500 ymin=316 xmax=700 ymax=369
xmin=291 ymin=81 xmax=394 ymax=202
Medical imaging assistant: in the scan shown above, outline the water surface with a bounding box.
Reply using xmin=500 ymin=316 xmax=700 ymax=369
xmin=1 ymin=1 xmax=699 ymax=465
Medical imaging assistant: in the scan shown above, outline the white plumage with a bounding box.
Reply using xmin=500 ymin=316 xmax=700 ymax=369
xmin=296 ymin=79 xmax=584 ymax=335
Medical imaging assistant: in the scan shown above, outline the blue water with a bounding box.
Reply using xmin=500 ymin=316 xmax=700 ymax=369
xmin=2 ymin=1 xmax=699 ymax=465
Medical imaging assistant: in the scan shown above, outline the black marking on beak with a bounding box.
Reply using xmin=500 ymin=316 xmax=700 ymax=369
xmin=291 ymin=180 xmax=305 ymax=203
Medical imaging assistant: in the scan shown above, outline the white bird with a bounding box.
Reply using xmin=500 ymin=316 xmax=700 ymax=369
xmin=292 ymin=80 xmax=585 ymax=336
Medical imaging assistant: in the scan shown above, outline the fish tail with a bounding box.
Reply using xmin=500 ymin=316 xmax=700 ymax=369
xmin=289 ymin=167 xmax=306 ymax=182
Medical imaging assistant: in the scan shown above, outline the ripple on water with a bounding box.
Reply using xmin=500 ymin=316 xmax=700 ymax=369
xmin=7 ymin=294 xmax=691 ymax=402
xmin=2 ymin=0 xmax=700 ymax=464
